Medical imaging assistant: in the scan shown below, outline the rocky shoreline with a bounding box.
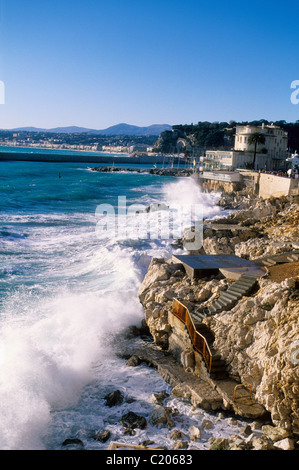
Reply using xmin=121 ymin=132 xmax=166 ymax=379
xmin=127 ymin=189 xmax=299 ymax=450
xmin=90 ymin=166 xmax=195 ymax=177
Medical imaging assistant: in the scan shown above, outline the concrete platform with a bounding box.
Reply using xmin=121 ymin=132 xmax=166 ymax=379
xmin=172 ymin=254 xmax=266 ymax=280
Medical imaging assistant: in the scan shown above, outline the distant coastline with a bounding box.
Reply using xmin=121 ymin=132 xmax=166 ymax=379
xmin=0 ymin=145 xmax=130 ymax=157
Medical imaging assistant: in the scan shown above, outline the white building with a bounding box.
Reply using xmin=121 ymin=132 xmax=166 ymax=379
xmin=202 ymin=123 xmax=289 ymax=171
xmin=235 ymin=123 xmax=288 ymax=159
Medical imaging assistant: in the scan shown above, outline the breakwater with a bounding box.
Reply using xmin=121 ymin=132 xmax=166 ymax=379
xmin=91 ymin=166 xmax=195 ymax=176
xmin=0 ymin=150 xmax=172 ymax=165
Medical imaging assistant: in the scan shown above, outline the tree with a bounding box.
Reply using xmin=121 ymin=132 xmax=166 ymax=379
xmin=248 ymin=132 xmax=266 ymax=169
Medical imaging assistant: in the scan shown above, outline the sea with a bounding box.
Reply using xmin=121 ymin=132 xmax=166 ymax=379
xmin=0 ymin=157 xmax=244 ymax=451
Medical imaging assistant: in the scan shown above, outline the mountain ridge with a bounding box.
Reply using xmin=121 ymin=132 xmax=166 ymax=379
xmin=8 ymin=123 xmax=172 ymax=136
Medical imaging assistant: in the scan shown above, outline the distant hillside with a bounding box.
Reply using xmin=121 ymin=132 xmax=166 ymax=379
xmin=10 ymin=123 xmax=172 ymax=136
xmin=96 ymin=123 xmax=172 ymax=136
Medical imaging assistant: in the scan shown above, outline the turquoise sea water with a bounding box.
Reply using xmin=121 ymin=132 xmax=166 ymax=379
xmin=0 ymin=160 xmax=227 ymax=450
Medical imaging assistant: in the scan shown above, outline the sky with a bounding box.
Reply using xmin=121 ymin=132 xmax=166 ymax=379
xmin=0 ymin=0 xmax=298 ymax=130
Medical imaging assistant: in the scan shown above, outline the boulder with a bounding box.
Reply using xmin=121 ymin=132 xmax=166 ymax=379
xmin=93 ymin=430 xmax=111 ymax=443
xmin=251 ymin=436 xmax=274 ymax=450
xmin=126 ymin=355 xmax=141 ymax=367
xmin=149 ymin=406 xmax=172 ymax=426
xmin=262 ymin=425 xmax=291 ymax=442
xmin=169 ymin=429 xmax=183 ymax=440
xmin=120 ymin=411 xmax=147 ymax=430
xmin=62 ymin=438 xmax=84 ymax=447
xmin=188 ymin=425 xmax=201 ymax=441
xmin=208 ymin=437 xmax=230 ymax=450
xmin=104 ymin=390 xmax=124 ymax=407
xmin=151 ymin=391 xmax=170 ymax=405
xmin=274 ymin=438 xmax=295 ymax=450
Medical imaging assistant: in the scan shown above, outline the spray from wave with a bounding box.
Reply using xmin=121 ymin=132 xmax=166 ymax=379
xmin=0 ymin=169 xmax=224 ymax=450
xmin=0 ymin=281 xmax=143 ymax=450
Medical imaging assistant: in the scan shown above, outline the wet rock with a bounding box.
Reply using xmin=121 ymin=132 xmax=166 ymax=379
xmin=201 ymin=419 xmax=214 ymax=431
xmin=126 ymin=355 xmax=141 ymax=367
xmin=169 ymin=429 xmax=183 ymax=440
xmin=151 ymin=391 xmax=170 ymax=405
xmin=123 ymin=428 xmax=136 ymax=436
xmin=120 ymin=411 xmax=147 ymax=430
xmin=93 ymin=430 xmax=111 ymax=443
xmin=104 ymin=390 xmax=124 ymax=407
xmin=240 ymin=424 xmax=252 ymax=437
xmin=139 ymin=439 xmax=155 ymax=447
xmin=149 ymin=406 xmax=172 ymax=426
xmin=188 ymin=425 xmax=201 ymax=441
xmin=62 ymin=438 xmax=84 ymax=448
xmin=173 ymin=440 xmax=189 ymax=449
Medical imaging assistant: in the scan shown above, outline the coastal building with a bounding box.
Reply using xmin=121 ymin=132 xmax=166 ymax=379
xmin=202 ymin=123 xmax=289 ymax=171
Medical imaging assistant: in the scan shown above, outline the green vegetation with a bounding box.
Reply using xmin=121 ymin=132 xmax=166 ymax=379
xmin=153 ymin=119 xmax=299 ymax=154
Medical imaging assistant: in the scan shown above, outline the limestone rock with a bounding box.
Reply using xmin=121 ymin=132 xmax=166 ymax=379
xmin=126 ymin=355 xmax=141 ymax=367
xmin=251 ymin=436 xmax=274 ymax=450
xmin=201 ymin=419 xmax=214 ymax=430
xmin=208 ymin=437 xmax=230 ymax=450
xmin=169 ymin=429 xmax=183 ymax=440
xmin=151 ymin=391 xmax=170 ymax=405
xmin=149 ymin=406 xmax=173 ymax=426
xmin=188 ymin=425 xmax=201 ymax=441
xmin=262 ymin=425 xmax=291 ymax=442
xmin=274 ymin=438 xmax=295 ymax=450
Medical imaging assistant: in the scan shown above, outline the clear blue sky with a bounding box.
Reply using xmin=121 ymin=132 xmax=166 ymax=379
xmin=0 ymin=0 xmax=298 ymax=129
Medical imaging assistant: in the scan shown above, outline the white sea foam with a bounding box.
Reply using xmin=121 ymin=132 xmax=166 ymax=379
xmin=0 ymin=172 xmax=228 ymax=450
xmin=0 ymin=282 xmax=143 ymax=450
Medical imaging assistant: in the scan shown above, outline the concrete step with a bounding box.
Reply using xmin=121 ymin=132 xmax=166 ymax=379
xmin=216 ymin=297 xmax=231 ymax=307
xmin=234 ymin=279 xmax=257 ymax=287
xmin=213 ymin=300 xmax=225 ymax=311
xmin=262 ymin=259 xmax=277 ymax=266
xmin=227 ymin=286 xmax=249 ymax=295
xmin=208 ymin=305 xmax=219 ymax=315
xmin=221 ymin=292 xmax=241 ymax=302
xmin=220 ymin=294 xmax=242 ymax=307
xmin=240 ymin=275 xmax=258 ymax=280
xmin=218 ymin=295 xmax=234 ymax=307
xmin=192 ymin=312 xmax=207 ymax=323
xmin=230 ymin=282 xmax=254 ymax=291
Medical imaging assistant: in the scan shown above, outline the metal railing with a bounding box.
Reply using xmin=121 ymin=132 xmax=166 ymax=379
xmin=233 ymin=384 xmax=252 ymax=401
xmin=172 ymin=298 xmax=213 ymax=374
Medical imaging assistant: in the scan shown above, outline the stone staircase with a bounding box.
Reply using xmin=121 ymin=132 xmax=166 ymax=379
xmin=191 ymin=275 xmax=258 ymax=321
xmin=207 ymin=275 xmax=258 ymax=315
xmin=190 ymin=321 xmax=228 ymax=379
xmin=187 ymin=275 xmax=258 ymax=379
xmin=256 ymin=251 xmax=299 ymax=267
xmin=173 ymin=251 xmax=299 ymax=381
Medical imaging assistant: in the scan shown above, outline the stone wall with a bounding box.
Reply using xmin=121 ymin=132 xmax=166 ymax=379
xmin=259 ymin=173 xmax=299 ymax=199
